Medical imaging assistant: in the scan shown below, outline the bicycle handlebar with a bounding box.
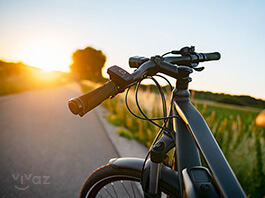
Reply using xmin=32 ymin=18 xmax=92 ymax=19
xmin=165 ymin=52 xmax=220 ymax=65
xmin=68 ymin=47 xmax=221 ymax=117
xmin=129 ymin=52 xmax=220 ymax=68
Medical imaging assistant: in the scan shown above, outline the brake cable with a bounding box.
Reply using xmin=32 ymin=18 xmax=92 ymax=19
xmin=124 ymin=75 xmax=177 ymax=183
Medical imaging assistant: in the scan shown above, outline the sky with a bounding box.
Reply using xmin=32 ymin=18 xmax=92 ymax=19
xmin=0 ymin=0 xmax=265 ymax=99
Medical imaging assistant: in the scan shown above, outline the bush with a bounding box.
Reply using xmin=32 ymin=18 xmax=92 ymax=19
xmin=217 ymin=97 xmax=244 ymax=106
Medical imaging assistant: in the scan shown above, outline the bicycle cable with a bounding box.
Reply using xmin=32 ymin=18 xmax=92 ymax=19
xmin=124 ymin=74 xmax=177 ymax=183
xmin=125 ymin=77 xmax=177 ymax=122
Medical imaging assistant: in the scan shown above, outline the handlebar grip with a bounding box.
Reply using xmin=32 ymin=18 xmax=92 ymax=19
xmin=68 ymin=81 xmax=118 ymax=117
xmin=203 ymin=52 xmax=221 ymax=61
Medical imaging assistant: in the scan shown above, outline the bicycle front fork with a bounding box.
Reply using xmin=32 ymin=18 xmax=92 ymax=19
xmin=149 ymin=162 xmax=161 ymax=196
xmin=142 ymin=141 xmax=165 ymax=198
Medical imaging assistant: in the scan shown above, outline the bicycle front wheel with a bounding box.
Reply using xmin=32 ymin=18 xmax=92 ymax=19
xmin=79 ymin=163 xmax=178 ymax=198
xmin=80 ymin=163 xmax=143 ymax=198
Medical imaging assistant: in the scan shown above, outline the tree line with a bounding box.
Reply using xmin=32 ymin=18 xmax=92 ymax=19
xmin=192 ymin=90 xmax=265 ymax=109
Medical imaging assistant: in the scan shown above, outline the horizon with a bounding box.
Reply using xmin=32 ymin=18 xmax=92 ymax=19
xmin=1 ymin=0 xmax=265 ymax=99
xmin=1 ymin=58 xmax=265 ymax=101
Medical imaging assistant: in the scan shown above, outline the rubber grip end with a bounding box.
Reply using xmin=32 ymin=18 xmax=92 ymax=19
xmin=68 ymin=98 xmax=84 ymax=115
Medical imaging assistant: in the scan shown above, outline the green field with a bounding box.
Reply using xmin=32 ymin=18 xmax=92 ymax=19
xmin=81 ymin=82 xmax=265 ymax=197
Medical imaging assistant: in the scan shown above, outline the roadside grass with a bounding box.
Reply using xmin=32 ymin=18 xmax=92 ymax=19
xmin=81 ymin=82 xmax=265 ymax=197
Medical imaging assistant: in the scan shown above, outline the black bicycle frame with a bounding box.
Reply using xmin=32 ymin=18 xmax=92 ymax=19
xmin=173 ymin=87 xmax=246 ymax=197
xmin=141 ymin=66 xmax=246 ymax=197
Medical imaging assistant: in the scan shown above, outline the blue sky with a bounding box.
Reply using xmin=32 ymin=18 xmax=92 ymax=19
xmin=0 ymin=0 xmax=265 ymax=99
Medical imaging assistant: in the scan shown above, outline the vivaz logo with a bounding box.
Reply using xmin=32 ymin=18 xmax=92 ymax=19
xmin=12 ymin=174 xmax=51 ymax=190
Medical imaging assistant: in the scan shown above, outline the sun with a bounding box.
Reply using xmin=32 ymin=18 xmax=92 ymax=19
xmin=20 ymin=40 xmax=71 ymax=72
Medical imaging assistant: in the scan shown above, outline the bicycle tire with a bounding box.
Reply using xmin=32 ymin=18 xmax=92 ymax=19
xmin=79 ymin=163 xmax=178 ymax=198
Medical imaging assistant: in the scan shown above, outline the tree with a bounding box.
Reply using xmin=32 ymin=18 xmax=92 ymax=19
xmin=70 ymin=46 xmax=106 ymax=82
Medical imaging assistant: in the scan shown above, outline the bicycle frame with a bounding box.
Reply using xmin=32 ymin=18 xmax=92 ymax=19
xmin=173 ymin=88 xmax=246 ymax=197
xmin=142 ymin=65 xmax=246 ymax=197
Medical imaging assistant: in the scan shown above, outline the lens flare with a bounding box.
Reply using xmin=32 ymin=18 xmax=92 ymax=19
xmin=20 ymin=40 xmax=70 ymax=72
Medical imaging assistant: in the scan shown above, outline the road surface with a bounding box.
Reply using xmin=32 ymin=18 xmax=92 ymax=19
xmin=0 ymin=84 xmax=119 ymax=197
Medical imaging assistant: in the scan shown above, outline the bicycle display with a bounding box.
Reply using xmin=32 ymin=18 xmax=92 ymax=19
xmin=69 ymin=46 xmax=247 ymax=198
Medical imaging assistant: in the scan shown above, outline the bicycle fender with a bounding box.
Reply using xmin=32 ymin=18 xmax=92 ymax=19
xmin=109 ymin=157 xmax=179 ymax=196
xmin=109 ymin=157 xmax=144 ymax=170
xmin=109 ymin=157 xmax=179 ymax=179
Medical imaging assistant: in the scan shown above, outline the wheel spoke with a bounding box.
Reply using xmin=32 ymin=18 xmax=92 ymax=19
xmin=130 ymin=181 xmax=136 ymax=198
xmin=97 ymin=192 xmax=103 ymax=198
xmin=110 ymin=182 xmax=118 ymax=198
xmin=103 ymin=186 xmax=114 ymax=198
xmin=121 ymin=180 xmax=132 ymax=198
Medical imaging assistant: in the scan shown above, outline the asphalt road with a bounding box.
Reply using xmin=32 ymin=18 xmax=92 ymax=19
xmin=0 ymin=84 xmax=119 ymax=198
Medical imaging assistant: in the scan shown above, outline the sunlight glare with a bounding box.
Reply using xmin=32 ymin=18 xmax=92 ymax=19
xmin=21 ymin=40 xmax=71 ymax=72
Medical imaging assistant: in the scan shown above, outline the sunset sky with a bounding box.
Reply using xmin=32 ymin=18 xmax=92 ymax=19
xmin=0 ymin=0 xmax=265 ymax=99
